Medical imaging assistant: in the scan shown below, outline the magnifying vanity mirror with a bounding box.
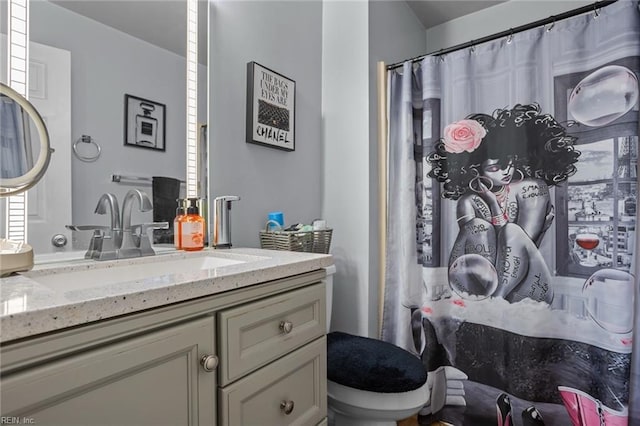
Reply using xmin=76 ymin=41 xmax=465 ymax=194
xmin=0 ymin=0 xmax=207 ymax=262
xmin=0 ymin=82 xmax=52 ymax=196
xmin=0 ymin=83 xmax=53 ymax=276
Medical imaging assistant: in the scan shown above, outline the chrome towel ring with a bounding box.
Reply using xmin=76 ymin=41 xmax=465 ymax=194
xmin=73 ymin=135 xmax=101 ymax=162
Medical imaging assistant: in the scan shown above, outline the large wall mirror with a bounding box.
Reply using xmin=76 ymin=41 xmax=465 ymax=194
xmin=0 ymin=0 xmax=208 ymax=256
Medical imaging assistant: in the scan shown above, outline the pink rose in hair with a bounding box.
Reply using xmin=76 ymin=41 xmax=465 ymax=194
xmin=443 ymin=119 xmax=486 ymax=153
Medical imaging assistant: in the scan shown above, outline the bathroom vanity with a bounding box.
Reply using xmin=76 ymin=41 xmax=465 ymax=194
xmin=0 ymin=248 xmax=332 ymax=426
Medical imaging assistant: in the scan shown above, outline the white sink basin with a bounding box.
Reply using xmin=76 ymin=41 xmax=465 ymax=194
xmin=22 ymin=253 xmax=249 ymax=292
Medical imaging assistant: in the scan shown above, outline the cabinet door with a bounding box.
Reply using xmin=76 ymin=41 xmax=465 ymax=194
xmin=1 ymin=317 xmax=216 ymax=426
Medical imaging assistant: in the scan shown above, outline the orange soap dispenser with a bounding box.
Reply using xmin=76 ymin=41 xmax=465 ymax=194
xmin=182 ymin=198 xmax=205 ymax=251
xmin=173 ymin=198 xmax=188 ymax=250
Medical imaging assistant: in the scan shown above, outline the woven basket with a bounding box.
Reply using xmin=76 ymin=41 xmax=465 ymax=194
xmin=259 ymin=221 xmax=332 ymax=254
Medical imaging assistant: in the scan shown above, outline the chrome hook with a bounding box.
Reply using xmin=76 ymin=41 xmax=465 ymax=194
xmin=506 ymin=29 xmax=514 ymax=44
xmin=593 ymin=3 xmax=600 ymax=18
xmin=546 ymin=17 xmax=555 ymax=32
xmin=470 ymin=41 xmax=476 ymax=54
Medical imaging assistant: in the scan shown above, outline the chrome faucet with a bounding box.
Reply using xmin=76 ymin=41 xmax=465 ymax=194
xmin=95 ymin=193 xmax=120 ymax=223
xmin=90 ymin=193 xmax=122 ymax=260
xmin=120 ymin=189 xmax=164 ymax=257
xmin=67 ymin=190 xmax=168 ymax=260
xmin=119 ymin=189 xmax=152 ymax=255
xmin=121 ymin=189 xmax=152 ymax=232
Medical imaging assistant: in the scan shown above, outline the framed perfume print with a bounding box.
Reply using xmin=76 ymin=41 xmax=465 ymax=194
xmin=246 ymin=62 xmax=295 ymax=151
xmin=124 ymin=94 xmax=166 ymax=151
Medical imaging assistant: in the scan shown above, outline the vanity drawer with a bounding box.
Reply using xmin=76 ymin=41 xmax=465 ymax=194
xmin=219 ymin=337 xmax=327 ymax=426
xmin=217 ymin=282 xmax=325 ymax=385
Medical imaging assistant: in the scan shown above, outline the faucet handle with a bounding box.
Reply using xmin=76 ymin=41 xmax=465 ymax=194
xmin=84 ymin=229 xmax=104 ymax=259
xmin=130 ymin=222 xmax=169 ymax=256
xmin=82 ymin=229 xmax=117 ymax=261
xmin=66 ymin=225 xmax=111 ymax=232
xmin=131 ymin=222 xmax=170 ymax=234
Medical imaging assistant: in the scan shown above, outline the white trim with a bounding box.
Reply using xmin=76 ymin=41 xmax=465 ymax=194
xmin=6 ymin=0 xmax=29 ymax=243
xmin=186 ymin=0 xmax=198 ymax=199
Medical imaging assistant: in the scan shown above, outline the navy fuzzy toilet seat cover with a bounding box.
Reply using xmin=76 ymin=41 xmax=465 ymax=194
xmin=327 ymin=331 xmax=427 ymax=393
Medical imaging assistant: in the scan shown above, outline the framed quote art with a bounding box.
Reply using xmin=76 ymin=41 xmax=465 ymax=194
xmin=246 ymin=62 xmax=296 ymax=151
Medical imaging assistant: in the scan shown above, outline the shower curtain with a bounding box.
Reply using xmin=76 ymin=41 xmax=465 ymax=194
xmin=382 ymin=2 xmax=640 ymax=425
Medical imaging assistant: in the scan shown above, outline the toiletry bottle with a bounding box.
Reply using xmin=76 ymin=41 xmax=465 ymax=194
xmin=173 ymin=199 xmax=187 ymax=250
xmin=182 ymin=198 xmax=205 ymax=251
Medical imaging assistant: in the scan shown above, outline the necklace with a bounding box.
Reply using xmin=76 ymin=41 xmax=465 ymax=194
xmin=494 ymin=185 xmax=509 ymax=213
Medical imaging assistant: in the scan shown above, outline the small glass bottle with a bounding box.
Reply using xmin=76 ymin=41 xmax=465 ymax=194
xmin=173 ymin=199 xmax=187 ymax=250
xmin=135 ymin=102 xmax=158 ymax=147
xmin=182 ymin=198 xmax=205 ymax=251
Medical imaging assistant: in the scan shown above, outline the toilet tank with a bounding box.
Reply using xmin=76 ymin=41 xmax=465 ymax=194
xmin=324 ymin=265 xmax=336 ymax=331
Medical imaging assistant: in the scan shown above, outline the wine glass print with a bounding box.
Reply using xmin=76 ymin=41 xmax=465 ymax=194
xmin=570 ymin=226 xmax=613 ymax=268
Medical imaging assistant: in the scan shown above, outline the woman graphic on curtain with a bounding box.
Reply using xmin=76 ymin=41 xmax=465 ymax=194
xmin=428 ymin=103 xmax=580 ymax=303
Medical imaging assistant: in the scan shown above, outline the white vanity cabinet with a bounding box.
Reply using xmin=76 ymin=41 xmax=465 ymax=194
xmin=0 ymin=269 xmax=328 ymax=426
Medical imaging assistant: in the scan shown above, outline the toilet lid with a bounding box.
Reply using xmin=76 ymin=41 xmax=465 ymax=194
xmin=327 ymin=331 xmax=427 ymax=393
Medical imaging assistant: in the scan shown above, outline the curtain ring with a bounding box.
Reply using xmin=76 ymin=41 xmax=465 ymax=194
xmin=546 ymin=17 xmax=555 ymax=32
xmin=73 ymin=134 xmax=101 ymax=162
xmin=470 ymin=41 xmax=476 ymax=54
xmin=506 ymin=29 xmax=514 ymax=44
xmin=593 ymin=3 xmax=600 ymax=18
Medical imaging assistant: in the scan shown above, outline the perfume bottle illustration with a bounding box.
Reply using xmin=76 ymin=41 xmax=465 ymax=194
xmin=135 ymin=102 xmax=158 ymax=147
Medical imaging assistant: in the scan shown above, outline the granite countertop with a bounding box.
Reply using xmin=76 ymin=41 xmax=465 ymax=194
xmin=0 ymin=248 xmax=333 ymax=344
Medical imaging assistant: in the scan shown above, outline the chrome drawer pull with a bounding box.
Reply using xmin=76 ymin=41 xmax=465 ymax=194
xmin=279 ymin=320 xmax=293 ymax=334
xmin=280 ymin=400 xmax=295 ymax=415
xmin=200 ymin=354 xmax=218 ymax=372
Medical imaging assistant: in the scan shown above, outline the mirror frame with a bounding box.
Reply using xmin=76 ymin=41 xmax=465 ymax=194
xmin=0 ymin=82 xmax=53 ymax=196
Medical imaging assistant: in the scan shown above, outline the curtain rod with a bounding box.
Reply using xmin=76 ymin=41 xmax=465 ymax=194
xmin=386 ymin=0 xmax=618 ymax=70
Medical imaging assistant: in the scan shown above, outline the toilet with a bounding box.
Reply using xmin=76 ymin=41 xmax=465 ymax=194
xmin=323 ymin=266 xmax=431 ymax=426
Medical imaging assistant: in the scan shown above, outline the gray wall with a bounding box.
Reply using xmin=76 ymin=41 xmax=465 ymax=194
xmin=322 ymin=1 xmax=370 ymax=335
xmin=31 ymin=1 xmax=207 ymax=229
xmin=208 ymin=1 xmax=323 ymax=248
